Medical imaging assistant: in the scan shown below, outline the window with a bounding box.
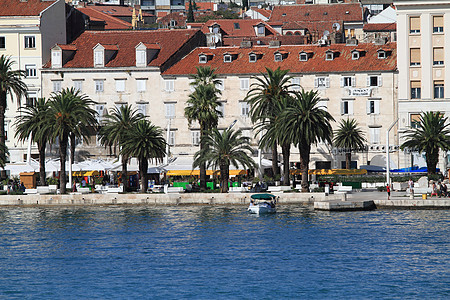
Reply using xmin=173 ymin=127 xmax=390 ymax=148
xmin=136 ymin=79 xmax=146 ymax=92
xmin=52 ymin=50 xmax=61 ymax=67
xmin=249 ymin=54 xmax=257 ymax=62
xmin=25 ymin=65 xmax=36 ymax=77
xmin=94 ymin=50 xmax=103 ymax=66
xmin=434 ymin=81 xmax=444 ymax=99
xmin=411 ymin=81 xmax=421 ymax=99
xmin=165 ymin=103 xmax=175 ymax=119
xmin=366 ymin=100 xmax=380 ymax=115
xmin=27 ymin=92 xmax=37 ymax=106
xmin=341 ymin=76 xmax=355 ymax=87
xmin=340 ymin=100 xmax=353 ymax=115
xmin=168 ymin=131 xmax=175 ymax=146
xmin=52 ymin=80 xmax=62 ymax=93
xmin=4 ymin=121 xmax=9 ymax=141
xmin=136 ymin=49 xmax=146 ymax=66
xmin=377 ymin=50 xmax=386 ymax=59
xmin=234 ymin=23 xmax=240 ymax=29
xmin=317 ymin=100 xmax=328 ymax=111
xmin=433 ymin=16 xmax=444 ymax=33
xmin=299 ymin=53 xmax=308 ymax=61
xmin=199 ymin=55 xmax=207 ymax=63
xmin=367 ymin=75 xmax=382 ymax=87
xmin=164 ymin=79 xmax=174 ymax=92
xmin=410 ymin=114 xmax=421 ymax=128
xmin=325 ymin=52 xmax=334 ymax=61
xmin=115 ymin=79 xmax=125 ymax=92
xmin=410 ymin=48 xmax=421 ymax=66
xmin=352 ymin=51 xmax=359 ymax=60
xmin=24 ymin=36 xmax=35 ymax=48
xmin=0 ymin=37 xmax=4 ymax=49
xmin=95 ymin=79 xmax=104 ymax=93
xmin=73 ymin=80 xmax=83 ymax=92
xmin=257 ymin=25 xmax=265 ymax=35
xmin=291 ymin=77 xmax=301 ymax=90
xmin=274 ymin=53 xmax=283 ymax=62
xmin=410 ymin=16 xmax=420 ymax=34
xmin=212 ymin=25 xmax=220 ymax=33
xmin=433 ymin=48 xmax=444 ymax=65
xmin=224 ymin=55 xmax=232 ymax=63
xmin=217 ymin=102 xmax=225 ymax=116
xmin=115 ymin=103 xmax=127 ymax=111
xmin=191 ymin=131 xmax=200 ymax=146
xmin=369 ymin=128 xmax=380 ymax=144
xmin=137 ymin=103 xmax=146 ymax=116
xmin=240 ymin=101 xmax=249 ymax=117
xmin=95 ymin=104 xmax=105 ymax=122
xmin=215 ymin=79 xmax=224 ymax=91
xmin=315 ymin=77 xmax=329 ymax=88
xmin=240 ymin=78 xmax=249 ymax=90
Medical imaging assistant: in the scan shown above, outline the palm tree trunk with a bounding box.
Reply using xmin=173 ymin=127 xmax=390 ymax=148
xmin=38 ymin=141 xmax=46 ymax=186
xmin=59 ymin=135 xmax=68 ymax=194
xmin=427 ymin=150 xmax=438 ymax=175
xmin=122 ymin=154 xmax=129 ymax=192
xmin=0 ymin=91 xmax=6 ymax=148
xmin=139 ymin=157 xmax=148 ymax=193
xmin=299 ymin=144 xmax=311 ymax=193
xmin=282 ymin=143 xmax=290 ymax=186
xmin=272 ymin=143 xmax=280 ymax=177
xmin=346 ymin=152 xmax=351 ymax=169
xmin=199 ymin=127 xmax=207 ymax=190
xmin=220 ymin=163 xmax=229 ymax=193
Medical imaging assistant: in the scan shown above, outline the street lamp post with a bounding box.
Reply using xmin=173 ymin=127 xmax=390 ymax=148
xmin=386 ymin=118 xmax=399 ymax=186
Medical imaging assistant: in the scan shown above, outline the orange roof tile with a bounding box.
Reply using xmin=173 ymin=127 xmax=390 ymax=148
xmin=185 ymin=1 xmax=216 ymax=11
xmin=162 ymin=43 xmax=397 ymax=76
xmin=201 ymin=19 xmax=279 ymax=37
xmin=0 ymin=0 xmax=56 ymax=16
xmin=363 ymin=23 xmax=396 ymax=32
xmin=88 ymin=5 xmax=154 ymax=17
xmin=77 ymin=7 xmax=132 ymax=30
xmin=250 ymin=7 xmax=272 ymax=19
xmin=44 ymin=29 xmax=200 ymax=69
xmin=270 ymin=3 xmax=363 ymax=23
xmin=57 ymin=44 xmax=77 ymax=51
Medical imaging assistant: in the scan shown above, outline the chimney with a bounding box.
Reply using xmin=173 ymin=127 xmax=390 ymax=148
xmin=240 ymin=40 xmax=252 ymax=48
xmin=346 ymin=38 xmax=358 ymax=46
xmin=269 ymin=40 xmax=281 ymax=48
xmin=374 ymin=37 xmax=387 ymax=45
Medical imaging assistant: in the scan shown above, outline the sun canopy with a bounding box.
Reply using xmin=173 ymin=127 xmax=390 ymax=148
xmin=166 ymin=169 xmax=246 ymax=176
xmin=293 ymin=169 xmax=368 ymax=175
xmin=251 ymin=193 xmax=276 ymax=200
xmin=72 ymin=170 xmax=100 ymax=176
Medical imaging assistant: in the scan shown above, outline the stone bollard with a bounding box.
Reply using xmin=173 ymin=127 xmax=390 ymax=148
xmin=341 ymin=193 xmax=347 ymax=201
xmin=410 ymin=193 xmax=414 ymax=199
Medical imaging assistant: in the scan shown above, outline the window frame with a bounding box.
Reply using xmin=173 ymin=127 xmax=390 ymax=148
xmin=434 ymin=82 xmax=444 ymax=99
xmin=94 ymin=79 xmax=104 ymax=93
xmin=164 ymin=103 xmax=175 ymax=119
xmin=224 ymin=55 xmax=232 ymax=63
xmin=299 ymin=53 xmax=308 ymax=62
xmin=25 ymin=64 xmax=37 ymax=78
xmin=249 ymin=54 xmax=257 ymax=63
xmin=73 ymin=80 xmax=83 ymax=92
xmin=352 ymin=51 xmax=359 ymax=60
xmin=164 ymin=79 xmax=175 ymax=92
xmin=0 ymin=36 xmax=5 ymax=49
xmin=24 ymin=36 xmax=36 ymax=49
xmin=136 ymin=79 xmax=147 ymax=92
xmin=240 ymin=101 xmax=249 ymax=117
xmin=52 ymin=80 xmax=62 ymax=93
xmin=274 ymin=53 xmax=283 ymax=62
xmin=199 ymin=55 xmax=207 ymax=63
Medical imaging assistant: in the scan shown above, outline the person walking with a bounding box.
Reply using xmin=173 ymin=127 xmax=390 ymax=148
xmin=408 ymin=178 xmax=414 ymax=195
xmin=386 ymin=183 xmax=391 ymax=200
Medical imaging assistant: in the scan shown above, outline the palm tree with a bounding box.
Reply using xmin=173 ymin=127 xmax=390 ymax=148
xmin=333 ymin=118 xmax=366 ymax=169
xmin=0 ymin=142 xmax=8 ymax=168
xmin=401 ymin=111 xmax=450 ymax=175
xmin=194 ymin=128 xmax=255 ymax=193
xmin=280 ymin=89 xmax=334 ymax=192
xmin=190 ymin=66 xmax=221 ymax=87
xmin=185 ymin=83 xmax=222 ymax=190
xmin=245 ymin=67 xmax=294 ymax=177
xmin=121 ymin=120 xmax=166 ymax=193
xmin=0 ymin=55 xmax=27 ymax=149
xmin=98 ymin=105 xmax=144 ymax=192
xmin=47 ymin=88 xmax=98 ymax=193
xmin=15 ymin=98 xmax=51 ymax=185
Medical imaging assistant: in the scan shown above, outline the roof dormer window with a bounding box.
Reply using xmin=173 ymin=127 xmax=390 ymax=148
xmin=352 ymin=51 xmax=360 ymax=60
xmin=224 ymin=54 xmax=232 ymax=63
xmin=275 ymin=53 xmax=283 ymax=62
xmin=199 ymin=54 xmax=207 ymax=63
xmin=52 ymin=49 xmax=62 ymax=68
xmin=299 ymin=52 xmax=308 ymax=62
xmin=325 ymin=51 xmax=334 ymax=61
xmin=249 ymin=53 xmax=257 ymax=63
xmin=377 ymin=50 xmax=386 ymax=59
xmin=212 ymin=24 xmax=220 ymax=33
xmin=94 ymin=49 xmax=104 ymax=67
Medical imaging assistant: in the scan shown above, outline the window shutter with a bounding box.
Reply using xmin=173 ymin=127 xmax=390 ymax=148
xmin=410 ymin=16 xmax=420 ymax=31
xmin=116 ymin=79 xmax=125 ymax=92
xmin=340 ymin=77 xmax=344 ymax=87
xmin=366 ymin=100 xmax=371 ymax=114
xmin=325 ymin=77 xmax=330 ymax=88
xmin=340 ymin=101 xmax=344 ymax=115
xmin=366 ymin=76 xmax=370 ymax=87
xmin=94 ymin=51 xmax=103 ymax=66
xmin=137 ymin=79 xmax=146 ymax=92
xmin=377 ymin=76 xmax=382 ymax=87
xmin=374 ymin=128 xmax=380 ymax=144
xmin=434 ymin=48 xmax=444 ymax=62
xmin=410 ymin=48 xmax=421 ymax=65
xmin=351 ymin=76 xmax=356 ymax=87
xmin=52 ymin=51 xmax=61 ymax=67
xmin=314 ymin=78 xmax=318 ymax=88
xmin=349 ymin=101 xmax=354 ymax=115
xmin=374 ymin=100 xmax=380 ymax=114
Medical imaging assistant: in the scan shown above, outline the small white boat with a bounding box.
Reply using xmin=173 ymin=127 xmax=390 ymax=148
xmin=248 ymin=193 xmax=277 ymax=214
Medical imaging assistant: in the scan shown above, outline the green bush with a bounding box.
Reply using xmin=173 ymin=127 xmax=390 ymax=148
xmin=46 ymin=177 xmax=59 ymax=185
xmin=313 ymin=187 xmax=325 ymax=193
xmin=377 ymin=186 xmax=387 ymax=192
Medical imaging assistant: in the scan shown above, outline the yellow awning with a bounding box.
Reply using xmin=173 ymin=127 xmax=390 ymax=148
xmin=166 ymin=170 xmax=246 ymax=176
xmin=290 ymin=169 xmax=367 ymax=175
xmin=72 ymin=170 xmax=100 ymax=176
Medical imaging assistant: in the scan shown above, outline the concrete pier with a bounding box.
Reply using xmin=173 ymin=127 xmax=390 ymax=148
xmin=314 ymin=199 xmax=376 ymax=211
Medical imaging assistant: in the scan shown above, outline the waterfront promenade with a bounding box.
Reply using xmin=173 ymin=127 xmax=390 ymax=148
xmin=0 ymin=190 xmax=449 ymax=209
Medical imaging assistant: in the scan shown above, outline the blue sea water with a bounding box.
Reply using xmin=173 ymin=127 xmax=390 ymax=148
xmin=0 ymin=205 xmax=448 ymax=299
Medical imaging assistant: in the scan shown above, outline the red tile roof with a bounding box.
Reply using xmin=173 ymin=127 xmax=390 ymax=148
xmin=249 ymin=7 xmax=272 ymax=19
xmin=0 ymin=0 xmax=56 ymax=16
xmin=201 ymin=19 xmax=279 ymax=37
xmin=222 ymin=35 xmax=306 ymax=47
xmin=162 ymin=42 xmax=396 ymax=76
xmin=363 ymin=23 xmax=396 ymax=32
xmin=45 ymin=29 xmax=201 ymax=69
xmin=270 ymin=3 xmax=363 ymax=23
xmin=77 ymin=7 xmax=133 ymax=30
xmin=57 ymin=44 xmax=77 ymax=51
xmin=158 ymin=11 xmax=215 ymax=27
xmin=88 ymin=5 xmax=154 ymax=17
